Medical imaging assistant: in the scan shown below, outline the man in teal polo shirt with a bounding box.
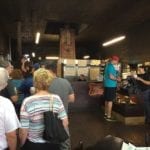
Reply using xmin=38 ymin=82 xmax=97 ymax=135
xmin=104 ymin=55 xmax=121 ymax=121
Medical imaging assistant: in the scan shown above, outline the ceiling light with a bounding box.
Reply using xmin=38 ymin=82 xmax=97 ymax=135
xmin=32 ymin=52 xmax=35 ymax=58
xmin=63 ymin=59 xmax=67 ymax=64
xmin=83 ymin=55 xmax=90 ymax=59
xmin=75 ymin=60 xmax=78 ymax=64
xmin=102 ymin=35 xmax=126 ymax=47
xmin=79 ymin=24 xmax=89 ymax=33
xmin=35 ymin=32 xmax=40 ymax=44
xmin=46 ymin=56 xmax=59 ymax=60
xmin=38 ymin=57 xmax=42 ymax=60
xmin=24 ymin=54 xmax=29 ymax=57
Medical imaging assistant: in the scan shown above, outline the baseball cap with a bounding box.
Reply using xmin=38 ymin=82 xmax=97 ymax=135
xmin=111 ymin=55 xmax=120 ymax=61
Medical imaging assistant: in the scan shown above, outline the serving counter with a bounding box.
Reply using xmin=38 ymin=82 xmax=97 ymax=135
xmin=112 ymin=92 xmax=145 ymax=125
xmin=68 ymin=81 xmax=103 ymax=112
xmin=68 ymin=81 xmax=145 ymax=125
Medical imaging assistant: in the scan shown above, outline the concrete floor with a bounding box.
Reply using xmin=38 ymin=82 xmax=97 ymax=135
xmin=69 ymin=110 xmax=147 ymax=149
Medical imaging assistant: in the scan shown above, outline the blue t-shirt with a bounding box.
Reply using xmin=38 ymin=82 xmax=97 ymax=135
xmin=104 ymin=63 xmax=117 ymax=87
xmin=19 ymin=76 xmax=33 ymax=98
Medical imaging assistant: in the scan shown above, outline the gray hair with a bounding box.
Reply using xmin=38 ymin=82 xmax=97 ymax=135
xmin=0 ymin=60 xmax=10 ymax=68
xmin=0 ymin=68 xmax=9 ymax=91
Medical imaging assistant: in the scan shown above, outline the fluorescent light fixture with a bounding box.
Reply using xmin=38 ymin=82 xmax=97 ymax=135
xmin=38 ymin=57 xmax=42 ymax=60
xmin=75 ymin=60 xmax=78 ymax=65
xmin=32 ymin=52 xmax=35 ymax=58
xmin=46 ymin=56 xmax=59 ymax=60
xmin=35 ymin=32 xmax=40 ymax=44
xmin=63 ymin=59 xmax=67 ymax=64
xmin=24 ymin=54 xmax=29 ymax=57
xmin=83 ymin=55 xmax=90 ymax=59
xmin=102 ymin=35 xmax=126 ymax=47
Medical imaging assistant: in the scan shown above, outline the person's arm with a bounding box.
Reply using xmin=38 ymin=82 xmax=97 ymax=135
xmin=21 ymin=58 xmax=27 ymax=73
xmin=62 ymin=118 xmax=69 ymax=128
xmin=19 ymin=128 xmax=28 ymax=146
xmin=4 ymin=99 xmax=20 ymax=150
xmin=7 ymin=80 xmax=18 ymax=103
xmin=6 ymin=130 xmax=17 ymax=150
xmin=109 ymin=74 xmax=121 ymax=81
xmin=136 ymin=77 xmax=150 ymax=85
xmin=108 ymin=65 xmax=121 ymax=81
xmin=67 ymin=81 xmax=75 ymax=103
xmin=57 ymin=96 xmax=69 ymax=128
xmin=68 ymin=93 xmax=75 ymax=103
xmin=19 ymin=99 xmax=29 ymax=146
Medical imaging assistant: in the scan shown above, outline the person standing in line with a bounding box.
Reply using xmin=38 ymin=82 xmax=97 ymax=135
xmin=0 ymin=67 xmax=20 ymax=150
xmin=10 ymin=69 xmax=24 ymax=116
xmin=0 ymin=60 xmax=18 ymax=103
xmin=19 ymin=68 xmax=68 ymax=150
xmin=45 ymin=61 xmax=75 ymax=113
xmin=44 ymin=61 xmax=75 ymax=150
xmin=103 ymin=56 xmax=121 ymax=121
xmin=20 ymin=60 xmax=40 ymax=98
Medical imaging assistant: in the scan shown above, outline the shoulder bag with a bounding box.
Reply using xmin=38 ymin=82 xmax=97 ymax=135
xmin=43 ymin=96 xmax=69 ymax=143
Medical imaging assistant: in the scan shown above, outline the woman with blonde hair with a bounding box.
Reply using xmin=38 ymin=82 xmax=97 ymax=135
xmin=19 ymin=68 xmax=68 ymax=150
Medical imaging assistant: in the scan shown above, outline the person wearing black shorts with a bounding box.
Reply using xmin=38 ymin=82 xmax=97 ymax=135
xmin=103 ymin=56 xmax=121 ymax=121
xmin=104 ymin=87 xmax=116 ymax=102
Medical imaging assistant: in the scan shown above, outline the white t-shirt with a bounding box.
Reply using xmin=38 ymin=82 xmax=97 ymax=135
xmin=0 ymin=96 xmax=20 ymax=150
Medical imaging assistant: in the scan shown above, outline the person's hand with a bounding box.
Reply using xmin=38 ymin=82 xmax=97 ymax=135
xmin=136 ymin=76 xmax=141 ymax=81
xmin=132 ymin=74 xmax=140 ymax=80
xmin=117 ymin=77 xmax=121 ymax=82
xmin=21 ymin=58 xmax=27 ymax=64
xmin=133 ymin=74 xmax=138 ymax=79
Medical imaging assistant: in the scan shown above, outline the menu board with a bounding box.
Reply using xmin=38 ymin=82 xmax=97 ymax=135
xmin=90 ymin=60 xmax=101 ymax=66
xmin=66 ymin=59 xmax=76 ymax=66
xmin=78 ymin=60 xmax=88 ymax=67
xmin=77 ymin=67 xmax=89 ymax=76
xmin=64 ymin=66 xmax=76 ymax=76
xmin=89 ymin=67 xmax=100 ymax=80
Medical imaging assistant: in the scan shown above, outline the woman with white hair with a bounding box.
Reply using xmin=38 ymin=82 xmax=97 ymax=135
xmin=0 ymin=67 xmax=20 ymax=150
xmin=0 ymin=60 xmax=18 ymax=103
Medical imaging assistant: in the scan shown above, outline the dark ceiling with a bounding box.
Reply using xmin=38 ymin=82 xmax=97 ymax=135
xmin=0 ymin=0 xmax=150 ymax=60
